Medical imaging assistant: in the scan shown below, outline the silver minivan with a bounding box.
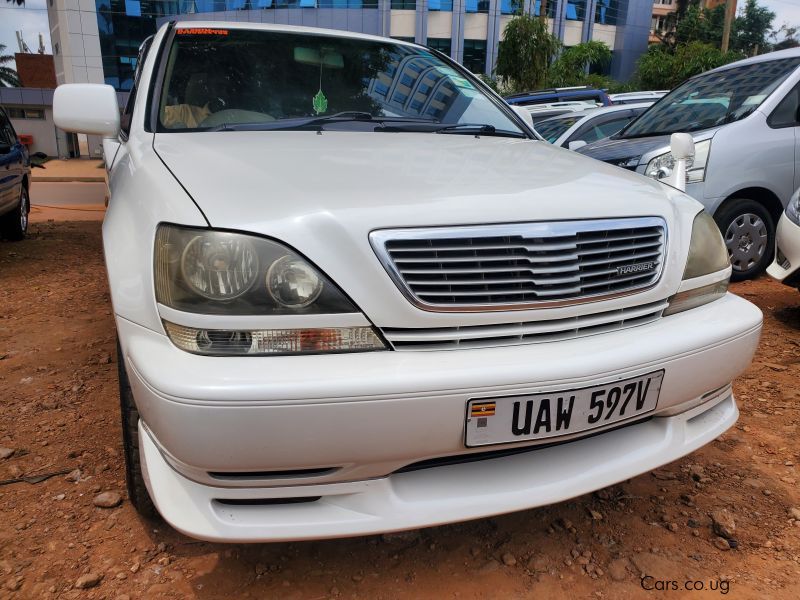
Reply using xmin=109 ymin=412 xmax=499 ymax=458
xmin=579 ymin=48 xmax=800 ymax=280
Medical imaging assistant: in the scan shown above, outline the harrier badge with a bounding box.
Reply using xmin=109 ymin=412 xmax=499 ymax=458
xmin=616 ymin=262 xmax=656 ymax=276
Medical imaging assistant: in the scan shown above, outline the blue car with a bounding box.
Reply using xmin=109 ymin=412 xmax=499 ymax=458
xmin=505 ymin=86 xmax=612 ymax=108
xmin=0 ymin=106 xmax=33 ymax=241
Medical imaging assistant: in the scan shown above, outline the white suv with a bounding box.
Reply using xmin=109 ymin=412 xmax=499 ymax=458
xmin=54 ymin=22 xmax=762 ymax=543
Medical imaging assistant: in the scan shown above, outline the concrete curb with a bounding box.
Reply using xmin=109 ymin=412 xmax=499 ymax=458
xmin=32 ymin=176 xmax=107 ymax=183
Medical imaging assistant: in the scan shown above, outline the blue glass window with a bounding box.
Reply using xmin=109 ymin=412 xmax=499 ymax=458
xmin=373 ymin=81 xmax=389 ymax=97
xmin=427 ymin=37 xmax=451 ymax=57
xmin=465 ymin=0 xmax=488 ymax=13
xmin=500 ymin=0 xmax=519 ymax=15
xmin=124 ymin=0 xmax=140 ymax=17
xmin=595 ymin=0 xmax=617 ymax=26
xmin=428 ymin=0 xmax=453 ymax=11
xmin=462 ymin=39 xmax=486 ymax=74
xmin=566 ymin=0 xmax=587 ymax=21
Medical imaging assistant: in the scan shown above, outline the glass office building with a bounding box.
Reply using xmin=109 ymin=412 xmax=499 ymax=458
xmin=50 ymin=0 xmax=651 ymax=93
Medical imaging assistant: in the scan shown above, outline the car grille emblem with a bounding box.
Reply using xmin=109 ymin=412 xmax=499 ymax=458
xmin=616 ymin=262 xmax=656 ymax=276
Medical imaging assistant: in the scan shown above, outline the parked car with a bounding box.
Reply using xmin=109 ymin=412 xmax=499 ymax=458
xmin=767 ymin=188 xmax=800 ymax=289
xmin=535 ymin=103 xmax=653 ymax=149
xmin=523 ymin=101 xmax=599 ymax=124
xmin=0 ymin=106 xmax=32 ymax=241
xmin=505 ymin=86 xmax=611 ymax=108
xmin=54 ymin=22 xmax=762 ymax=543
xmin=608 ymin=91 xmax=668 ymax=105
xmin=578 ymin=48 xmax=800 ymax=280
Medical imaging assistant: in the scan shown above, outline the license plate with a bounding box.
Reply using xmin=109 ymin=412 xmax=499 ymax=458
xmin=465 ymin=370 xmax=664 ymax=448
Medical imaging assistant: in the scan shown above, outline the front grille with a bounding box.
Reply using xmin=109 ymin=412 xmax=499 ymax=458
xmin=370 ymin=218 xmax=666 ymax=311
xmin=382 ymin=299 xmax=667 ymax=350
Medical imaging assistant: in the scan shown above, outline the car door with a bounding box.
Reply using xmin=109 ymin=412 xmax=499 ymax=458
xmin=767 ymin=82 xmax=800 ymax=193
xmin=0 ymin=109 xmax=25 ymax=215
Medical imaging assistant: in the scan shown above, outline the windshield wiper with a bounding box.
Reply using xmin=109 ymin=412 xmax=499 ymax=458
xmin=435 ymin=123 xmax=526 ymax=138
xmin=209 ymin=111 xmax=375 ymax=132
xmin=376 ymin=122 xmax=526 ymax=138
xmin=208 ymin=110 xmax=437 ymax=131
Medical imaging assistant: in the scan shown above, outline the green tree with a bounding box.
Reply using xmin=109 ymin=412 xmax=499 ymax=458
xmin=0 ymin=44 xmax=21 ymax=88
xmin=663 ymin=0 xmax=776 ymax=56
xmin=772 ymin=24 xmax=799 ymax=51
xmin=548 ymin=41 xmax=612 ymax=87
xmin=733 ymin=0 xmax=776 ymax=55
xmin=495 ymin=15 xmax=560 ymax=93
xmin=636 ymin=41 xmax=740 ymax=90
xmin=672 ymin=4 xmax=726 ymax=48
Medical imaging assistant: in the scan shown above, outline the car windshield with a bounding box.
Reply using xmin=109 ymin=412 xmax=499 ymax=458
xmin=619 ymin=57 xmax=800 ymax=138
xmin=535 ymin=115 xmax=582 ymax=143
xmin=158 ymin=27 xmax=523 ymax=135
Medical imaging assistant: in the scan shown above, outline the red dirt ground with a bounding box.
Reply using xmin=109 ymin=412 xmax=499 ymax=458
xmin=2 ymin=220 xmax=800 ymax=599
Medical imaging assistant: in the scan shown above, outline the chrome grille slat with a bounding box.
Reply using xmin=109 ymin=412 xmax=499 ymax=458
xmin=370 ymin=218 xmax=667 ymax=311
xmin=391 ymin=241 xmax=662 ymax=264
xmin=382 ymin=301 xmax=668 ymax=350
xmin=388 ymin=231 xmax=662 ymax=254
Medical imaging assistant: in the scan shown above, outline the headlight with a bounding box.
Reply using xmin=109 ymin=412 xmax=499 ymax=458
xmin=663 ymin=211 xmax=730 ymax=316
xmin=267 ymin=256 xmax=323 ymax=308
xmin=155 ymin=225 xmax=353 ymax=315
xmin=164 ymin=322 xmax=385 ymax=356
xmin=786 ymin=191 xmax=800 ymax=226
xmin=155 ymin=225 xmax=387 ymax=355
xmin=645 ymin=140 xmax=710 ymax=185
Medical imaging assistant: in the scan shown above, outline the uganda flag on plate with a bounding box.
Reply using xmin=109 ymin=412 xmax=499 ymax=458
xmin=471 ymin=401 xmax=496 ymax=418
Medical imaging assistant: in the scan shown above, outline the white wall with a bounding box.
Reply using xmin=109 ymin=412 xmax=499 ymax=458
xmin=390 ymin=10 xmax=416 ymax=38
xmin=9 ymin=107 xmax=59 ymax=157
xmin=47 ymin=0 xmax=103 ymax=157
xmin=427 ymin=12 xmax=453 ymax=40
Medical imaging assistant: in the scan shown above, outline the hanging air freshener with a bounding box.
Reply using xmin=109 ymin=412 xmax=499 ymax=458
xmin=313 ymin=53 xmax=328 ymax=115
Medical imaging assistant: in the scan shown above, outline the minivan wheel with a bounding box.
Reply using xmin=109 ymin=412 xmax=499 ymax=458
xmin=714 ymin=199 xmax=774 ymax=281
xmin=0 ymin=186 xmax=29 ymax=241
xmin=117 ymin=339 xmax=159 ymax=519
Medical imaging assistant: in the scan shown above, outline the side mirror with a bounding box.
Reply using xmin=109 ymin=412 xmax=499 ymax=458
xmin=54 ymin=84 xmax=120 ymax=138
xmin=510 ymin=105 xmax=534 ymax=129
xmin=567 ymin=140 xmax=587 ymax=151
xmin=666 ymin=132 xmax=695 ymax=192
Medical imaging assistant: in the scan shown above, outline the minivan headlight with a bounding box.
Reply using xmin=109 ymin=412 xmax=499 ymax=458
xmin=645 ymin=139 xmax=711 ymax=184
xmin=663 ymin=211 xmax=730 ymax=316
xmin=155 ymin=224 xmax=354 ymax=315
xmin=786 ymin=191 xmax=800 ymax=226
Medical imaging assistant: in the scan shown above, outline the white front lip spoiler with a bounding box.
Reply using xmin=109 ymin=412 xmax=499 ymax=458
xmin=140 ymin=391 xmax=737 ymax=543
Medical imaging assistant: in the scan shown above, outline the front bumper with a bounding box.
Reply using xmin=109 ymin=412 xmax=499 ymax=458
xmin=119 ymin=293 xmax=762 ymax=542
xmin=767 ymin=212 xmax=800 ymax=284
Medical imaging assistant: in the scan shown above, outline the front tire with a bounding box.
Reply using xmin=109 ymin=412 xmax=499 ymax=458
xmin=714 ymin=198 xmax=774 ymax=281
xmin=0 ymin=186 xmax=29 ymax=241
xmin=117 ymin=339 xmax=159 ymax=519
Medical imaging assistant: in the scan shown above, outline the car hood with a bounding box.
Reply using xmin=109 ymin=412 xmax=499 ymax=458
xmin=155 ymin=131 xmax=687 ymax=228
xmin=153 ymin=131 xmax=698 ymax=326
xmin=576 ymin=135 xmax=672 ymax=167
xmin=577 ymin=127 xmax=723 ymax=168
